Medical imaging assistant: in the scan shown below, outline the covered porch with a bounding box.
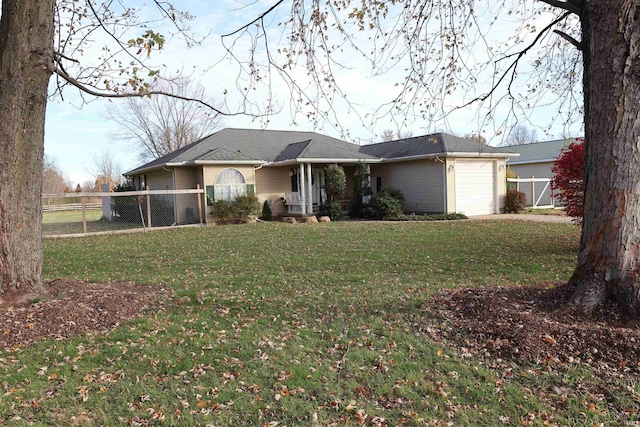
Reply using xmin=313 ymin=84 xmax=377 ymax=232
xmin=280 ymin=162 xmax=372 ymax=216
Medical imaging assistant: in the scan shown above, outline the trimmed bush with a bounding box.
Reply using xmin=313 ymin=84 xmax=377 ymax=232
xmin=210 ymin=200 xmax=238 ymax=224
xmin=234 ymin=194 xmax=260 ymax=221
xmin=322 ymin=200 xmax=343 ymax=221
xmin=505 ymin=190 xmax=526 ymax=213
xmin=372 ymin=187 xmax=404 ymax=219
xmin=210 ymin=195 xmax=260 ymax=224
xmin=261 ymin=200 xmax=272 ymax=221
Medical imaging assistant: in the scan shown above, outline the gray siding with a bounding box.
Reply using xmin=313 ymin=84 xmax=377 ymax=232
xmin=371 ymin=159 xmax=445 ymax=214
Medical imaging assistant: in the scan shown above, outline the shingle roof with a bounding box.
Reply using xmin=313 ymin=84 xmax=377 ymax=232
xmin=126 ymin=128 xmax=358 ymax=174
xmin=496 ymin=139 xmax=574 ymax=164
xmin=125 ymin=128 xmax=515 ymax=175
xmin=273 ymin=138 xmax=377 ymax=162
xmin=360 ymin=133 xmax=508 ymax=158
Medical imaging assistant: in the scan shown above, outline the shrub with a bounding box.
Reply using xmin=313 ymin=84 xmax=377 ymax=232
xmin=323 ymin=164 xmax=346 ymax=202
xmin=350 ymin=162 xmax=373 ymax=218
xmin=234 ymin=194 xmax=260 ymax=221
xmin=505 ymin=190 xmax=526 ymax=213
xmin=111 ymin=182 xmax=140 ymax=223
xmin=210 ymin=195 xmax=261 ymax=224
xmin=261 ymin=200 xmax=272 ymax=221
xmin=551 ymin=138 xmax=584 ymax=222
xmin=210 ymin=200 xmax=238 ymax=224
xmin=372 ymin=187 xmax=404 ymax=219
xmin=322 ymin=200 xmax=343 ymax=221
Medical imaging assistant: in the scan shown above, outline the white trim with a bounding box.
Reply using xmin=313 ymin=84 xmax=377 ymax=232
xmin=268 ymin=158 xmax=383 ymax=167
xmin=130 ymin=153 xmax=519 ymax=175
xmin=306 ymin=163 xmax=313 ymax=214
xmin=506 ymin=159 xmax=555 ymax=165
xmin=299 ymin=164 xmax=307 ymax=215
xmin=379 ymin=152 xmax=518 ymax=163
xmin=443 ymin=162 xmax=448 ymax=213
xmin=193 ymin=160 xmax=267 ymax=165
xmin=494 ymin=160 xmax=500 ymax=214
xmin=507 ymin=177 xmax=551 ymax=183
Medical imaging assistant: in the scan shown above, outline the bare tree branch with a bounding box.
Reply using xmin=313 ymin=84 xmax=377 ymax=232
xmin=50 ymin=60 xmax=243 ymax=117
xmin=107 ymin=77 xmax=224 ymax=161
xmin=537 ymin=0 xmax=583 ymax=15
xmin=554 ymin=29 xmax=584 ymax=50
xmin=222 ymin=1 xmax=286 ymax=38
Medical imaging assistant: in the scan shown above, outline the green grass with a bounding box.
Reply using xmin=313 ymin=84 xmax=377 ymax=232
xmin=520 ymin=207 xmax=566 ymax=215
xmin=43 ymin=210 xmax=143 ymax=236
xmin=43 ymin=209 xmax=103 ymax=224
xmin=2 ymin=221 xmax=637 ymax=425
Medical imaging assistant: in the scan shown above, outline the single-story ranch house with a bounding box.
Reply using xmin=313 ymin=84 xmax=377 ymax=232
xmin=125 ymin=128 xmax=518 ymax=223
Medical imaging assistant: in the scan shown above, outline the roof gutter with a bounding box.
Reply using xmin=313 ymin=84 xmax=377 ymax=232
xmin=267 ymin=158 xmax=383 ymax=167
xmin=506 ymin=158 xmax=555 ymax=165
xmin=193 ymin=160 xmax=268 ymax=165
xmin=379 ymin=152 xmax=519 ymax=163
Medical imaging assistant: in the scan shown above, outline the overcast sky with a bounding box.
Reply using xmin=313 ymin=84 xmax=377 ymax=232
xmin=44 ymin=0 xmax=583 ymax=187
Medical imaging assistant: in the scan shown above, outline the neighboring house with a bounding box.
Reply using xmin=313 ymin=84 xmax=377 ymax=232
xmin=497 ymin=138 xmax=576 ymax=207
xmin=124 ymin=128 xmax=517 ymax=223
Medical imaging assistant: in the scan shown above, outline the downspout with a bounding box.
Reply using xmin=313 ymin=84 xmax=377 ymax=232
xmin=253 ymin=164 xmax=263 ymax=197
xmin=163 ymin=166 xmax=178 ymax=225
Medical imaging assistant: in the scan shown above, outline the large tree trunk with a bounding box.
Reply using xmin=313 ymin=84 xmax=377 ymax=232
xmin=568 ymin=0 xmax=640 ymax=316
xmin=0 ymin=0 xmax=54 ymax=295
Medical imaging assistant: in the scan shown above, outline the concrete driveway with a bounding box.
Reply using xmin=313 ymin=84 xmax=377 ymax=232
xmin=469 ymin=214 xmax=575 ymax=224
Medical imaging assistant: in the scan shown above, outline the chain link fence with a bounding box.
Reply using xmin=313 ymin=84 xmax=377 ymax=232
xmin=43 ymin=189 xmax=205 ymax=237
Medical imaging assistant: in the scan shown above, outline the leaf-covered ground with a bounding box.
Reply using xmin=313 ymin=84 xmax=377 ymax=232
xmin=1 ymin=221 xmax=638 ymax=426
xmin=0 ymin=280 xmax=171 ymax=350
xmin=5 ymin=280 xmax=639 ymax=380
xmin=421 ymin=282 xmax=640 ymax=375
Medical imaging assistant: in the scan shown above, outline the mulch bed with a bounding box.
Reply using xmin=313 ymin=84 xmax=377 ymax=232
xmin=419 ymin=282 xmax=640 ymax=377
xmin=0 ymin=280 xmax=171 ymax=351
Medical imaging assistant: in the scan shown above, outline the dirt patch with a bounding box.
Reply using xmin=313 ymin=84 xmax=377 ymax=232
xmin=419 ymin=282 xmax=640 ymax=377
xmin=0 ymin=280 xmax=171 ymax=351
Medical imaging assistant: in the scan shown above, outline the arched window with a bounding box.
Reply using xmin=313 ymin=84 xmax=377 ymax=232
xmin=214 ymin=168 xmax=246 ymax=201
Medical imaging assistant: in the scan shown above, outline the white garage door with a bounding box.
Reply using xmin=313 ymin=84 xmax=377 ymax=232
xmin=455 ymin=159 xmax=496 ymax=216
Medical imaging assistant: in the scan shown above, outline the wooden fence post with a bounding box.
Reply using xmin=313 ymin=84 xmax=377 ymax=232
xmin=81 ymin=196 xmax=87 ymax=234
xmin=197 ymin=184 xmax=203 ymax=225
xmin=146 ymin=186 xmax=152 ymax=229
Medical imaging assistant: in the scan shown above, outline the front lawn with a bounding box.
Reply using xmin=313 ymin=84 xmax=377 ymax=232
xmin=2 ymin=220 xmax=636 ymax=425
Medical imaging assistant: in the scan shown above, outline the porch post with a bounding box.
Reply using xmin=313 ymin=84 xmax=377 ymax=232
xmin=307 ymin=163 xmax=313 ymax=214
xmin=299 ymin=163 xmax=307 ymax=214
xmin=365 ymin=163 xmax=372 ymax=204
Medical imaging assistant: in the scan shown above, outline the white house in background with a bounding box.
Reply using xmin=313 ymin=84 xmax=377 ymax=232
xmin=497 ymin=138 xmax=576 ymax=207
xmin=124 ymin=128 xmax=518 ymax=223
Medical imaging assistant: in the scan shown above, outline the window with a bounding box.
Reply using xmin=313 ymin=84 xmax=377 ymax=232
xmin=214 ymin=168 xmax=247 ymax=201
